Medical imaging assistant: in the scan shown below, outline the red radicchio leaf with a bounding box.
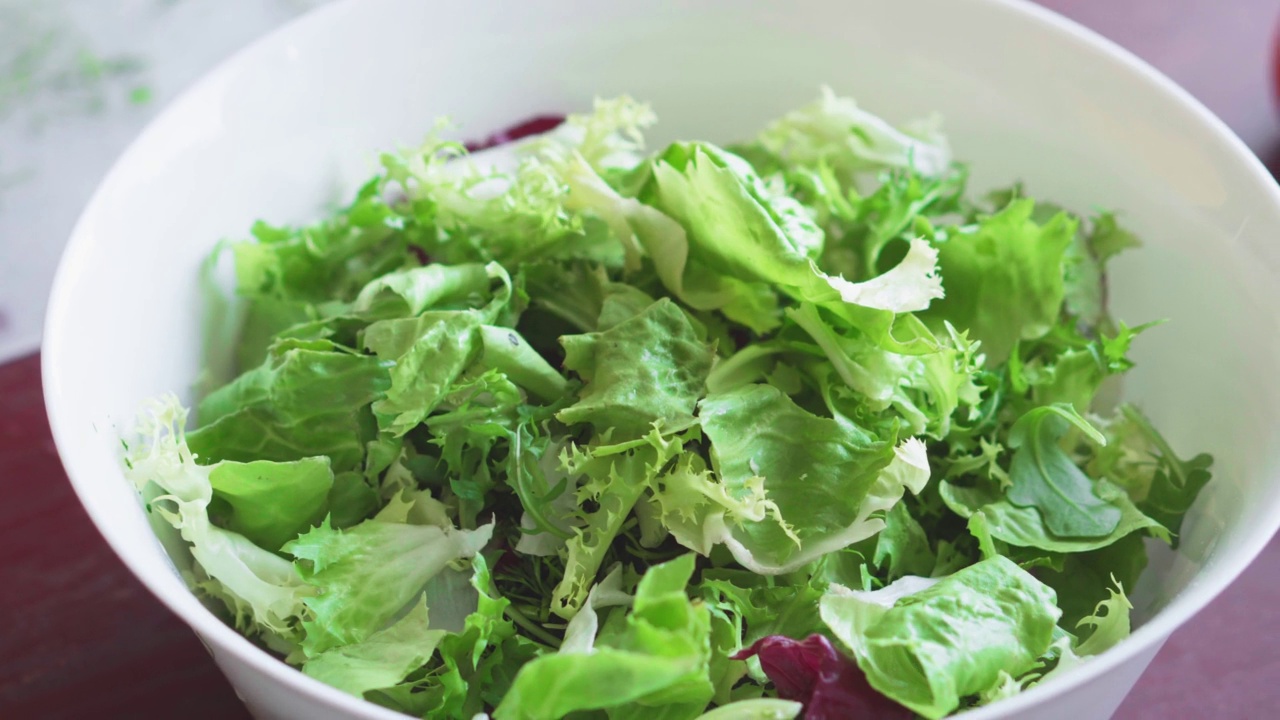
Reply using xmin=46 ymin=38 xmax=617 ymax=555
xmin=732 ymin=634 xmax=910 ymax=720
xmin=464 ymin=115 xmax=566 ymax=152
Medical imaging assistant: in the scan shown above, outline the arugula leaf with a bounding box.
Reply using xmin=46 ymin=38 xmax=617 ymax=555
xmin=873 ymin=502 xmax=936 ymax=582
xmin=940 ymin=479 xmax=1167 ymax=553
xmin=1092 ymin=405 xmax=1214 ymax=544
xmin=1005 ymin=404 xmax=1120 ymax=538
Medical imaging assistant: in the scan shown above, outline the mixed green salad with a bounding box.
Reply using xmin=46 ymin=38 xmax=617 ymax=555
xmin=123 ymin=90 xmax=1213 ymax=719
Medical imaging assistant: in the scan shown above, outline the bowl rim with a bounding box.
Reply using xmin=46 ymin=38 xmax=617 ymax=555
xmin=41 ymin=0 xmax=1280 ymax=717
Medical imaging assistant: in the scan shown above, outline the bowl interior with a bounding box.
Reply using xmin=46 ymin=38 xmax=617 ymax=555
xmin=43 ymin=0 xmax=1280 ymax=717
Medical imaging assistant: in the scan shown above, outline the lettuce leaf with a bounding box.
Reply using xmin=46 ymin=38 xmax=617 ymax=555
xmin=820 ymin=557 xmax=1060 ymax=718
xmin=284 ymin=502 xmax=493 ymax=655
xmin=188 ymin=340 xmax=392 ymax=470
xmin=924 ymin=199 xmax=1075 ymax=363
xmin=756 ymin=86 xmax=952 ymax=178
xmin=497 ymin=555 xmax=714 ymax=720
xmin=302 ymin=597 xmax=445 ymax=697
xmin=698 ymin=384 xmax=915 ymax=573
xmin=208 ymin=456 xmax=333 ymax=551
xmin=557 ymin=298 xmax=714 ymax=439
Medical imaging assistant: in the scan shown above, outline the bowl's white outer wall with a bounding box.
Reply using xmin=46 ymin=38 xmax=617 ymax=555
xmin=42 ymin=0 xmax=1280 ymax=718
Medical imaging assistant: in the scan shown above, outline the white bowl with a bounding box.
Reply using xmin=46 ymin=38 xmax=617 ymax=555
xmin=42 ymin=1 xmax=1280 ymax=718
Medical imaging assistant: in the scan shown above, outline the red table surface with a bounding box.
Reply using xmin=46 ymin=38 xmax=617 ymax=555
xmin=6 ymin=2 xmax=1280 ymax=716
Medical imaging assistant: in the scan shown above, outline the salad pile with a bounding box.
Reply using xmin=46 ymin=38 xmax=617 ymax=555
xmin=124 ymin=90 xmax=1213 ymax=719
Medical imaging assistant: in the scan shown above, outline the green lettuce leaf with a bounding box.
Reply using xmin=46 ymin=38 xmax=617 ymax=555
xmin=550 ymin=427 xmax=690 ymax=618
xmin=940 ymin=479 xmax=1167 ymax=553
xmin=1027 ymin=580 xmax=1134 ymax=691
xmin=302 ymin=596 xmax=445 ymax=697
xmin=189 ymin=340 xmax=392 ymax=470
xmin=756 ymin=86 xmax=952 ymax=178
xmin=924 ymin=199 xmax=1075 ymax=363
xmin=123 ymin=397 xmax=311 ymax=641
xmin=641 ymin=142 xmax=944 ymax=351
xmin=821 ymin=556 xmax=1060 ymax=718
xmin=208 ymin=456 xmax=333 ymax=551
xmin=352 ymin=260 xmax=510 ymax=320
xmin=363 ymin=311 xmax=483 ymax=436
xmin=372 ymin=554 xmax=540 ymax=719
xmin=698 ymin=384 xmax=926 ymax=573
xmin=497 ymin=555 xmax=714 ymax=720
xmin=284 ymin=500 xmax=493 ymax=655
xmin=558 ymin=298 xmax=714 ymax=439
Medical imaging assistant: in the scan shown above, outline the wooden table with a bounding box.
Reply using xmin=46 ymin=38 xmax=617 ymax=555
xmin=3 ymin=1 xmax=1279 ymax=718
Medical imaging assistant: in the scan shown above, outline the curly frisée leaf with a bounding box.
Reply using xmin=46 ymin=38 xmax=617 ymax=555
xmin=122 ymin=396 xmax=311 ymax=640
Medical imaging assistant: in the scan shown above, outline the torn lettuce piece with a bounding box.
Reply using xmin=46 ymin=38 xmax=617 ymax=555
xmin=821 ymin=557 xmax=1060 ymax=719
xmin=208 ymin=456 xmax=334 ymax=551
xmin=697 ymin=384 xmax=928 ymax=574
xmin=353 ymin=260 xmax=512 ymax=320
xmin=924 ymin=199 xmax=1075 ymax=363
xmin=756 ymin=86 xmax=952 ymax=178
xmin=549 ymin=426 xmax=691 ymax=618
xmin=641 ymin=142 xmax=943 ymax=352
xmin=497 ymin=555 xmax=714 ymax=720
xmin=302 ymin=597 xmax=445 ymax=698
xmin=362 ymin=311 xmax=484 ymax=436
xmin=372 ymin=554 xmax=540 ymax=719
xmin=284 ymin=506 xmax=493 ymax=655
xmin=557 ymin=298 xmax=714 ymax=439
xmin=189 ymin=340 xmax=392 ymax=470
